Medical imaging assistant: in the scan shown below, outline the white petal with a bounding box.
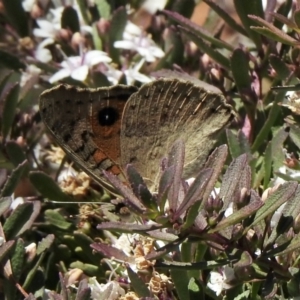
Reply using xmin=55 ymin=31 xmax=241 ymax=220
xmin=49 ymin=68 xmax=71 ymax=83
xmin=71 ymin=65 xmax=88 ymax=82
xmin=149 ymin=46 xmax=165 ymax=58
xmin=33 ymin=28 xmax=53 ymax=39
xmin=22 ymin=0 xmax=35 ymax=12
xmin=84 ymin=50 xmax=112 ymax=66
xmin=125 ymin=21 xmax=142 ymax=35
xmin=35 ymin=48 xmax=52 ymax=63
xmin=114 ymin=40 xmax=136 ymax=50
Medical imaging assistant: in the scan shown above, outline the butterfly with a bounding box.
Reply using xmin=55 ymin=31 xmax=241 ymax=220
xmin=39 ymin=73 xmax=234 ymax=194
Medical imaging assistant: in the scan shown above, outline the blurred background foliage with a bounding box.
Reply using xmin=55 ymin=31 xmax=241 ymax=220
xmin=1 ymin=0 xmax=300 ymax=299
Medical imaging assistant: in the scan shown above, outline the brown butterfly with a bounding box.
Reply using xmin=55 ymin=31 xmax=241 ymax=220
xmin=39 ymin=73 xmax=234 ymax=193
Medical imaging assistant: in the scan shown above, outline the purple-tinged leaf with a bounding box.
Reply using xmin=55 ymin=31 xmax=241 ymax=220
xmin=0 ymin=240 xmax=15 ymax=264
xmin=249 ymin=182 xmax=298 ymax=229
xmin=271 ymin=12 xmax=298 ymax=30
xmin=251 ymin=26 xmax=299 ymax=46
xmin=103 ymin=170 xmax=146 ymax=214
xmin=160 ymin=10 xmax=234 ymax=51
xmin=201 ymin=145 xmax=228 ymax=208
xmin=249 ymin=15 xmax=299 ymax=45
xmin=219 ymin=154 xmax=248 ymax=212
xmin=174 ymin=168 xmax=213 ymax=220
xmin=76 ymin=278 xmax=91 ymax=300
xmin=157 ymin=165 xmax=175 ymax=210
xmin=0 ymin=197 xmax=12 ymax=217
xmin=126 ymin=165 xmax=154 ymax=210
xmin=91 ymin=243 xmax=133 ymax=263
xmin=265 ymin=184 xmax=300 ymax=247
xmin=210 ymin=193 xmax=263 ymax=233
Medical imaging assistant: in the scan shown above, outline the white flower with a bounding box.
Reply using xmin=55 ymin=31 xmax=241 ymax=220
xmin=114 ymin=21 xmax=164 ymax=62
xmin=22 ymin=0 xmax=36 ymax=12
xmin=49 ymin=50 xmax=112 ymax=83
xmin=96 ymin=63 xmax=122 ymax=85
xmin=142 ymin=0 xmax=167 ymax=14
xmin=207 ymin=266 xmax=235 ymax=296
xmin=124 ymin=59 xmax=153 ymax=85
xmin=35 ymin=38 xmax=54 ymax=63
xmin=89 ymin=278 xmax=125 ymax=300
xmin=33 ymin=19 xmax=61 ymax=39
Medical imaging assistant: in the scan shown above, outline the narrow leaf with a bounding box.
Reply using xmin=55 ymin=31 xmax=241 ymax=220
xmin=29 ymin=171 xmax=71 ymax=202
xmin=0 ymin=160 xmax=28 ymax=198
xmin=2 ymin=83 xmax=20 ymax=139
xmin=249 ymin=182 xmax=298 ymax=228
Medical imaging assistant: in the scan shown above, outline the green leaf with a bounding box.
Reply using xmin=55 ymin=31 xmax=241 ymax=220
xmin=179 ymin=27 xmax=230 ymax=69
xmin=231 ymin=48 xmax=252 ymax=92
xmin=94 ymin=0 xmax=111 ymax=19
xmin=294 ymin=9 xmax=300 ymax=29
xmin=227 ymin=129 xmax=251 ymax=159
xmin=92 ymin=23 xmax=103 ymax=51
xmin=269 ymin=55 xmax=291 ymax=80
xmin=2 ymin=0 xmax=29 ymax=37
xmin=188 ymin=277 xmax=203 ymax=300
xmin=29 ymin=171 xmax=71 ymax=202
xmin=36 ymin=234 xmax=55 ymax=255
xmin=163 ymin=26 xmax=184 ymax=67
xmin=166 ymin=0 xmax=195 ymax=18
xmin=0 ymin=50 xmax=26 ymax=71
xmin=252 ymin=91 xmax=285 ymax=152
xmin=3 ymin=202 xmax=36 ymax=239
xmin=289 ymin=124 xmax=300 ymax=150
xmin=10 ymin=239 xmax=25 ymax=282
xmin=108 ymin=7 xmax=127 ymax=63
xmin=0 ymin=197 xmax=12 ymax=217
xmin=251 ymin=26 xmax=299 ymax=46
xmin=5 ymin=141 xmax=27 ymax=166
xmin=76 ymin=0 xmax=91 ymax=24
xmin=171 ymin=269 xmax=190 ymax=300
xmin=44 ymin=210 xmax=73 ymax=230
xmin=2 ymin=83 xmax=20 ymax=139
xmin=203 ymin=0 xmax=248 ymax=36
xmin=61 ymin=6 xmax=80 ymax=33
xmin=234 ymin=0 xmax=263 ymax=49
xmin=0 ymin=160 xmax=28 ymax=198
xmin=126 ymin=266 xmax=150 ymax=297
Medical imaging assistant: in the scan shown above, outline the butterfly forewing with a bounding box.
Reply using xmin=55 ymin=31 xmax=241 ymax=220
xmin=39 ymin=84 xmax=137 ymax=192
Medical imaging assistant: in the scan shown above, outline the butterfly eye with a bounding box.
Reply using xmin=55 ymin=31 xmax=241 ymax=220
xmin=98 ymin=107 xmax=119 ymax=126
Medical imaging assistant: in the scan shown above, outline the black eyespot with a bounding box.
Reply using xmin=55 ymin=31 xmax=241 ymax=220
xmin=98 ymin=107 xmax=119 ymax=126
